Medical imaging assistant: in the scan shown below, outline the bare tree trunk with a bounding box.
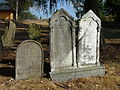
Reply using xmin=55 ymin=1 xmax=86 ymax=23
xmin=16 ymin=0 xmax=19 ymax=21
xmin=0 ymin=31 xmax=3 ymax=53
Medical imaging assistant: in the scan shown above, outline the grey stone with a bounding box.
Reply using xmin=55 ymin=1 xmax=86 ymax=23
xmin=2 ymin=20 xmax=16 ymax=46
xmin=50 ymin=66 xmax=105 ymax=82
xmin=50 ymin=8 xmax=76 ymax=70
xmin=50 ymin=10 xmax=105 ymax=82
xmin=50 ymin=8 xmax=76 ymax=81
xmin=77 ymin=10 xmax=101 ymax=66
xmin=16 ymin=40 xmax=44 ymax=80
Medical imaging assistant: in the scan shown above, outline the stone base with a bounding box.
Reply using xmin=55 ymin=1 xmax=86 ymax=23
xmin=50 ymin=66 xmax=105 ymax=82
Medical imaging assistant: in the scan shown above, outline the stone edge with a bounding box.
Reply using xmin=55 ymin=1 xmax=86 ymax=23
xmin=50 ymin=66 xmax=105 ymax=82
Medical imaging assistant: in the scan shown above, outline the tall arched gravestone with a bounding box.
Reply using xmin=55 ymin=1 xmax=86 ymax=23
xmin=77 ymin=10 xmax=104 ymax=76
xmin=16 ymin=40 xmax=44 ymax=80
xmin=77 ymin=10 xmax=101 ymax=66
xmin=50 ymin=9 xmax=76 ymax=81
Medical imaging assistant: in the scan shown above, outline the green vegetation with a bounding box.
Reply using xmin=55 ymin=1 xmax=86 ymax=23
xmin=6 ymin=0 xmax=34 ymax=11
xmin=4 ymin=0 xmax=120 ymax=22
xmin=6 ymin=0 xmax=35 ymax=20
xmin=35 ymin=0 xmax=120 ymax=22
xmin=19 ymin=11 xmax=37 ymax=20
xmin=104 ymin=0 xmax=120 ymax=22
xmin=28 ymin=23 xmax=41 ymax=42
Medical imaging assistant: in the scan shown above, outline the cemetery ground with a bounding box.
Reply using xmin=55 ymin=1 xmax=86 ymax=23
xmin=0 ymin=20 xmax=120 ymax=90
xmin=0 ymin=44 xmax=119 ymax=90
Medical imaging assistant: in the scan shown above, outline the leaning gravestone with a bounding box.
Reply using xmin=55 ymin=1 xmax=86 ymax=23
xmin=2 ymin=20 xmax=16 ymax=46
xmin=50 ymin=8 xmax=76 ymax=81
xmin=16 ymin=40 xmax=44 ymax=80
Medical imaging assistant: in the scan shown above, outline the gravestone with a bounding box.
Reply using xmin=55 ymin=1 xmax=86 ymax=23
xmin=16 ymin=40 xmax=44 ymax=80
xmin=77 ymin=10 xmax=101 ymax=66
xmin=50 ymin=9 xmax=104 ymax=82
xmin=50 ymin=8 xmax=76 ymax=81
xmin=28 ymin=23 xmax=41 ymax=42
xmin=76 ymin=10 xmax=104 ymax=76
xmin=2 ymin=20 xmax=16 ymax=46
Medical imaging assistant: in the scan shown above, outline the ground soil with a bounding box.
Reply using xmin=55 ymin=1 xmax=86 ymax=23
xmin=0 ymin=44 xmax=120 ymax=90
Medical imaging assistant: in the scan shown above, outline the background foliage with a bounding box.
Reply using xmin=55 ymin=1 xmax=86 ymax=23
xmin=4 ymin=0 xmax=120 ymax=22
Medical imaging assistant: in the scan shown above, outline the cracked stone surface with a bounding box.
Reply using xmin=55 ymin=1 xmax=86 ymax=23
xmin=77 ymin=10 xmax=101 ymax=66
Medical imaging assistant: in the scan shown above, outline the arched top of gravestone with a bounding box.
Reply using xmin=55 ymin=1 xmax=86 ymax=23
xmin=81 ymin=10 xmax=101 ymax=27
xmin=17 ymin=40 xmax=43 ymax=49
xmin=78 ymin=10 xmax=101 ymax=40
xmin=17 ymin=40 xmax=44 ymax=58
xmin=50 ymin=8 xmax=74 ymax=23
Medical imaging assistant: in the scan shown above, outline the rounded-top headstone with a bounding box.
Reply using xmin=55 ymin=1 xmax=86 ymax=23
xmin=16 ymin=40 xmax=44 ymax=80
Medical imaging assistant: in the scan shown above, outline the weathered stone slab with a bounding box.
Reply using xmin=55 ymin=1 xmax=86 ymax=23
xmin=50 ymin=8 xmax=76 ymax=81
xmin=50 ymin=10 xmax=105 ymax=82
xmin=50 ymin=66 xmax=104 ymax=82
xmin=50 ymin=8 xmax=76 ymax=70
xmin=2 ymin=20 xmax=16 ymax=46
xmin=72 ymin=10 xmax=105 ymax=82
xmin=77 ymin=10 xmax=101 ymax=66
xmin=16 ymin=40 xmax=44 ymax=80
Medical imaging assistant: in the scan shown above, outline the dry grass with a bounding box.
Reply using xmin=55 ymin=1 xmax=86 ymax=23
xmin=0 ymin=45 xmax=119 ymax=90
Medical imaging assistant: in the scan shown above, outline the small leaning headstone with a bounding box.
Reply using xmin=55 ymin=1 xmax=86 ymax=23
xmin=2 ymin=20 xmax=16 ymax=46
xmin=16 ymin=40 xmax=44 ymax=80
